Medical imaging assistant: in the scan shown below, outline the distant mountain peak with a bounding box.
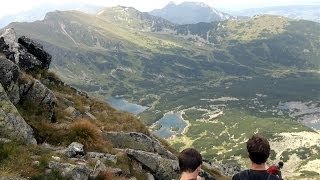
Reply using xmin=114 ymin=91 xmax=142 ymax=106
xmin=150 ymin=1 xmax=234 ymax=24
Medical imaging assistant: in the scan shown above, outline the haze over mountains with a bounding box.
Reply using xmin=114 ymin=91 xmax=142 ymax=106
xmin=149 ymin=1 xmax=234 ymax=24
xmin=1 ymin=1 xmax=320 ymax=179
xmin=1 ymin=1 xmax=319 ymax=29
xmin=233 ymin=5 xmax=320 ymax=23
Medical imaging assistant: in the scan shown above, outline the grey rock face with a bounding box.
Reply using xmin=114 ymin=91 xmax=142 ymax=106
xmin=48 ymin=161 xmax=92 ymax=180
xmin=0 ymin=84 xmax=36 ymax=144
xmin=0 ymin=29 xmax=20 ymax=63
xmin=126 ymin=149 xmax=180 ymax=180
xmin=0 ymin=55 xmax=21 ymax=104
xmin=0 ymin=28 xmax=51 ymax=72
xmin=103 ymin=132 xmax=177 ymax=160
xmin=18 ymin=36 xmax=52 ymax=70
xmin=86 ymin=152 xmax=117 ymax=163
xmin=64 ymin=142 xmax=85 ymax=158
xmin=22 ymin=80 xmax=56 ymax=121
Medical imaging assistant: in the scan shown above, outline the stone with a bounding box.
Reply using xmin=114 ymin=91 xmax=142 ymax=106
xmin=86 ymin=152 xmax=117 ymax=163
xmin=32 ymin=161 xmax=40 ymax=167
xmin=18 ymin=36 xmax=52 ymax=70
xmin=0 ymin=55 xmax=21 ymax=104
xmin=126 ymin=149 xmax=179 ymax=180
xmin=0 ymin=84 xmax=36 ymax=144
xmin=103 ymin=132 xmax=177 ymax=160
xmin=90 ymin=160 xmax=107 ymax=178
xmin=48 ymin=161 xmax=92 ymax=180
xmin=52 ymin=156 xmax=61 ymax=161
xmin=0 ymin=29 xmax=20 ymax=63
xmin=146 ymin=172 xmax=155 ymax=180
xmin=64 ymin=142 xmax=85 ymax=158
xmin=84 ymin=112 xmax=96 ymax=120
xmin=22 ymin=80 xmax=56 ymax=121
xmin=0 ymin=29 xmax=43 ymax=72
xmin=64 ymin=106 xmax=81 ymax=118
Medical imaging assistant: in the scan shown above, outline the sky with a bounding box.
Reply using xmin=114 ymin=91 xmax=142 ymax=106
xmin=0 ymin=0 xmax=319 ymax=18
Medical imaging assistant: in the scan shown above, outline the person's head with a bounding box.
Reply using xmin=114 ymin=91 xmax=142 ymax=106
xmin=246 ymin=134 xmax=270 ymax=165
xmin=178 ymin=148 xmax=202 ymax=174
xmin=278 ymin=161 xmax=284 ymax=169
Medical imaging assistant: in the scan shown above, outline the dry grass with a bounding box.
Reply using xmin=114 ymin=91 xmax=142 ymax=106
xmin=68 ymin=119 xmax=112 ymax=152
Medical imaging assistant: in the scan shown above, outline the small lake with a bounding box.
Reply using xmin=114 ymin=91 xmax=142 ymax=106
xmin=152 ymin=112 xmax=188 ymax=139
xmin=106 ymin=97 xmax=148 ymax=115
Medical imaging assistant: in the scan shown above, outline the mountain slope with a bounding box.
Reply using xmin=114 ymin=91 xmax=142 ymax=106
xmin=4 ymin=7 xmax=320 ymax=178
xmin=150 ymin=1 xmax=233 ymax=24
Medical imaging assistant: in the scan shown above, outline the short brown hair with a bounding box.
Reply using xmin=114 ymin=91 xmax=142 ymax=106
xmin=246 ymin=134 xmax=270 ymax=164
xmin=178 ymin=148 xmax=202 ymax=173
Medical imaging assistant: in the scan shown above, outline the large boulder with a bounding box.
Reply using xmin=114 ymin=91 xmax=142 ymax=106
xmin=0 ymin=28 xmax=43 ymax=72
xmin=0 ymin=83 xmax=36 ymax=144
xmin=18 ymin=36 xmax=52 ymax=70
xmin=103 ymin=132 xmax=177 ymax=160
xmin=22 ymin=80 xmax=56 ymax=121
xmin=0 ymin=54 xmax=21 ymax=104
xmin=126 ymin=149 xmax=179 ymax=180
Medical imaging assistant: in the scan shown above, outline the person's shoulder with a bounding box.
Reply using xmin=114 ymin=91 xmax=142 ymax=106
xmin=232 ymin=170 xmax=249 ymax=180
xmin=232 ymin=172 xmax=241 ymax=180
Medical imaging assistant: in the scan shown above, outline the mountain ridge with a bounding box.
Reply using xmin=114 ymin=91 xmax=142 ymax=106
xmin=150 ymin=1 xmax=234 ymax=24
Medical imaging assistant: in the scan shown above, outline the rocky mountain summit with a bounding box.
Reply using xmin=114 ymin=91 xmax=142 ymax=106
xmin=0 ymin=28 xmax=226 ymax=179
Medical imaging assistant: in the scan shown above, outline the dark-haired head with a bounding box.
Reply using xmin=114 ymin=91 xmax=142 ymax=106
xmin=178 ymin=148 xmax=203 ymax=173
xmin=246 ymin=134 xmax=270 ymax=164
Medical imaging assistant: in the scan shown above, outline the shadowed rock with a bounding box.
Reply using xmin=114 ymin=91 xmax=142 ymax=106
xmin=0 ymin=54 xmax=21 ymax=104
xmin=0 ymin=83 xmax=36 ymax=144
xmin=126 ymin=149 xmax=179 ymax=180
xmin=18 ymin=36 xmax=52 ymax=70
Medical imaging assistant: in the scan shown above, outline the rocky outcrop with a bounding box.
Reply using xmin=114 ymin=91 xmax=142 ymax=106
xmin=126 ymin=149 xmax=180 ymax=180
xmin=103 ymin=132 xmax=177 ymax=160
xmin=0 ymin=29 xmax=52 ymax=72
xmin=0 ymin=28 xmax=57 ymax=122
xmin=0 ymin=54 xmax=21 ymax=104
xmin=0 ymin=83 xmax=36 ymax=144
xmin=18 ymin=36 xmax=52 ymax=70
xmin=48 ymin=161 xmax=92 ymax=180
xmin=22 ymin=80 xmax=56 ymax=121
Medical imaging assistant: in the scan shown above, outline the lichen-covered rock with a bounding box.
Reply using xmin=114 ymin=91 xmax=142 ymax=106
xmin=0 ymin=84 xmax=36 ymax=144
xmin=126 ymin=149 xmax=179 ymax=180
xmin=18 ymin=36 xmax=52 ymax=70
xmin=103 ymin=132 xmax=177 ymax=160
xmin=86 ymin=152 xmax=117 ymax=163
xmin=22 ymin=80 xmax=56 ymax=121
xmin=0 ymin=54 xmax=21 ymax=104
xmin=48 ymin=161 xmax=92 ymax=180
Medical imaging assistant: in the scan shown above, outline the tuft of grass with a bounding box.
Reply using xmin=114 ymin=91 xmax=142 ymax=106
xmin=68 ymin=119 xmax=112 ymax=152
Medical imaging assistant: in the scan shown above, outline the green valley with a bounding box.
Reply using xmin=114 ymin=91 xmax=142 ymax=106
xmin=5 ymin=6 xmax=320 ymax=178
